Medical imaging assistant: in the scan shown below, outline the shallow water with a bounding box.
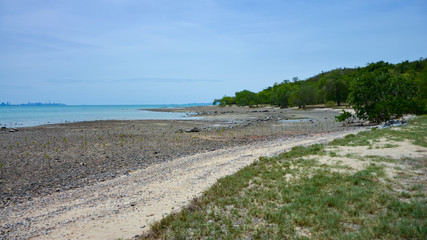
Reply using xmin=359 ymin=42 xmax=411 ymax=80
xmin=278 ymin=118 xmax=313 ymax=123
xmin=0 ymin=104 xmax=208 ymax=127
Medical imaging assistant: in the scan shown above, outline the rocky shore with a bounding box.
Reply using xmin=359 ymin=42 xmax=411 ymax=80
xmin=0 ymin=106 xmax=353 ymax=208
xmin=0 ymin=106 xmax=362 ymax=238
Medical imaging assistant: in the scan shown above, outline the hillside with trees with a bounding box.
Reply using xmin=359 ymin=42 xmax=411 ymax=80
xmin=213 ymin=58 xmax=427 ymax=123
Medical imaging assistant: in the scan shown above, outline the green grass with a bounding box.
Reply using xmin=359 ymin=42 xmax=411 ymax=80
xmin=330 ymin=116 xmax=427 ymax=148
xmin=139 ymin=116 xmax=427 ymax=239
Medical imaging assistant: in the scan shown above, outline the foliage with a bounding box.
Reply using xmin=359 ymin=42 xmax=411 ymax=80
xmin=324 ymin=100 xmax=336 ymax=108
xmin=335 ymin=110 xmax=352 ymax=122
xmin=235 ymin=90 xmax=260 ymax=107
xmin=212 ymin=58 xmax=427 ymax=112
xmin=213 ymin=96 xmax=236 ymax=107
xmin=290 ymin=83 xmax=318 ymax=109
xmin=348 ymin=68 xmax=421 ymax=123
xmin=257 ymin=87 xmax=272 ymax=104
xmin=270 ymin=81 xmax=292 ymax=108
xmin=317 ymin=69 xmax=351 ymax=106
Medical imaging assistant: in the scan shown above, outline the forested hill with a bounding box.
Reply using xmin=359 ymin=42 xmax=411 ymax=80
xmin=213 ymin=58 xmax=427 ymax=116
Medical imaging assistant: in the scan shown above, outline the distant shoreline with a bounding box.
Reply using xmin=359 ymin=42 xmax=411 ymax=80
xmin=0 ymin=104 xmax=210 ymax=128
xmin=0 ymin=102 xmax=210 ymax=107
xmin=0 ymin=102 xmax=66 ymax=106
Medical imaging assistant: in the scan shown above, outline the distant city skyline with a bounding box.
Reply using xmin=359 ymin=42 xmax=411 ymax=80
xmin=1 ymin=0 xmax=426 ymax=105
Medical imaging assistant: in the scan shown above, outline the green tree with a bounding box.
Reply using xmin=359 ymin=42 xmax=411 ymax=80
xmin=291 ymin=83 xmax=318 ymax=109
xmin=235 ymin=90 xmax=260 ymax=107
xmin=317 ymin=69 xmax=351 ymax=106
xmin=270 ymin=82 xmax=292 ymax=108
xmin=213 ymin=96 xmax=236 ymax=107
xmin=348 ymin=70 xmax=420 ymax=123
xmin=409 ymin=58 xmax=427 ymax=112
xmin=325 ymin=71 xmax=349 ymax=106
xmin=416 ymin=68 xmax=427 ymax=112
xmin=257 ymin=87 xmax=272 ymax=104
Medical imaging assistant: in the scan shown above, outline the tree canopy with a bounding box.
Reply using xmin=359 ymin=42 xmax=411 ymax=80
xmin=213 ymin=58 xmax=427 ymax=122
xmin=348 ymin=70 xmax=420 ymax=123
xmin=235 ymin=90 xmax=259 ymax=107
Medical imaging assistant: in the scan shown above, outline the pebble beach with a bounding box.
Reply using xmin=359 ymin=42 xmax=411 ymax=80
xmin=0 ymin=106 xmax=363 ymax=239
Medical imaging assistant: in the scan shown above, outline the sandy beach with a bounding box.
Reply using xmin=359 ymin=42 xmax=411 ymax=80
xmin=0 ymin=106 xmax=364 ymax=239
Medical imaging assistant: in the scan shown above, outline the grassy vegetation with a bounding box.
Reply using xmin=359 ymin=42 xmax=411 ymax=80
xmin=140 ymin=116 xmax=427 ymax=239
xmin=330 ymin=116 xmax=427 ymax=148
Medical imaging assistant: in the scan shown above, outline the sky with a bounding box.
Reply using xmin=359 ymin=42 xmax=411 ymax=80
xmin=1 ymin=0 xmax=426 ymax=105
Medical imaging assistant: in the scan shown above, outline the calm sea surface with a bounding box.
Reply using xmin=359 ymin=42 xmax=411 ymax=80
xmin=0 ymin=104 xmax=208 ymax=128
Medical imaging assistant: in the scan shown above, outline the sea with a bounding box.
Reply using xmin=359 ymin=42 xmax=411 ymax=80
xmin=0 ymin=103 xmax=209 ymax=128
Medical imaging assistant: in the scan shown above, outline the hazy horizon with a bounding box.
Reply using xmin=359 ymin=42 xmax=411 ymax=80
xmin=0 ymin=101 xmax=211 ymax=106
xmin=1 ymin=0 xmax=426 ymax=105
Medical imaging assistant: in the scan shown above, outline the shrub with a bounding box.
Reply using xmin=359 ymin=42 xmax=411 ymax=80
xmin=335 ymin=110 xmax=353 ymax=122
xmin=325 ymin=101 xmax=336 ymax=108
xmin=235 ymin=90 xmax=260 ymax=107
xmin=348 ymin=70 xmax=421 ymax=123
xmin=213 ymin=96 xmax=236 ymax=107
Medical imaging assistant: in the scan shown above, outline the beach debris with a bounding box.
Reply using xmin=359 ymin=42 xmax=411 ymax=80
xmin=375 ymin=119 xmax=408 ymax=129
xmin=0 ymin=127 xmax=20 ymax=132
xmin=175 ymin=127 xmax=201 ymax=133
xmin=187 ymin=127 xmax=201 ymax=133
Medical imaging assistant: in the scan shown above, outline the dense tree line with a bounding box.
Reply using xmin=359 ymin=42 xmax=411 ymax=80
xmin=213 ymin=58 xmax=427 ymax=122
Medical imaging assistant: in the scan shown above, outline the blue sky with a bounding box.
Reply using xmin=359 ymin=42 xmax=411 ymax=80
xmin=1 ymin=0 xmax=426 ymax=105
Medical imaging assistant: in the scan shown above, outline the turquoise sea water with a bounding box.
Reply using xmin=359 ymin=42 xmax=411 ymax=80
xmin=0 ymin=104 xmax=208 ymax=128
